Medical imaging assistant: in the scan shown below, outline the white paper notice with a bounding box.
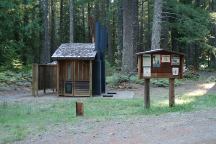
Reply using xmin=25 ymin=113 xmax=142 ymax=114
xmin=143 ymin=55 xmax=151 ymax=66
xmin=161 ymin=55 xmax=170 ymax=63
xmin=143 ymin=67 xmax=151 ymax=77
xmin=172 ymin=67 xmax=179 ymax=76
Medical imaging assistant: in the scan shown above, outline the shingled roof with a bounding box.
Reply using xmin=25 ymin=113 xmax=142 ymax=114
xmin=52 ymin=43 xmax=96 ymax=60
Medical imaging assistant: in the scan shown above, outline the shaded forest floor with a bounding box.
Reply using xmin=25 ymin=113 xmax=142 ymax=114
xmin=0 ymin=71 xmax=216 ymax=144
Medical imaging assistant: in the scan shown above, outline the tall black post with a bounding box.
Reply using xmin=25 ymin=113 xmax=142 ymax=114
xmin=100 ymin=25 xmax=107 ymax=94
xmin=92 ymin=22 xmax=102 ymax=95
xmin=92 ymin=22 xmax=108 ymax=95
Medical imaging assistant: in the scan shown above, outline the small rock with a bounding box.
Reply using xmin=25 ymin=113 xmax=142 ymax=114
xmin=109 ymin=132 xmax=115 ymax=136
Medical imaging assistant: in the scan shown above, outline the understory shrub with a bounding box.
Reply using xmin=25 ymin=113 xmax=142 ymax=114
xmin=183 ymin=70 xmax=200 ymax=80
xmin=151 ymin=79 xmax=183 ymax=87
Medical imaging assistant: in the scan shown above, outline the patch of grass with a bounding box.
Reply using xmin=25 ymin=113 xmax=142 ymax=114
xmin=1 ymin=93 xmax=216 ymax=143
xmin=0 ymin=100 xmax=77 ymax=143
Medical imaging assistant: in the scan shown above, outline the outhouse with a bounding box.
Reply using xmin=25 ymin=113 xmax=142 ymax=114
xmin=136 ymin=49 xmax=184 ymax=79
xmin=52 ymin=43 xmax=96 ymax=97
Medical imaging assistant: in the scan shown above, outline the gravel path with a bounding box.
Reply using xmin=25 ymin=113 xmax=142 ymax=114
xmin=15 ymin=108 xmax=216 ymax=144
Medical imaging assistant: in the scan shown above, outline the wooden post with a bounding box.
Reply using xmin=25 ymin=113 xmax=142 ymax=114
xmin=56 ymin=61 xmax=59 ymax=96
xmin=169 ymin=78 xmax=175 ymax=107
xmin=43 ymin=66 xmax=46 ymax=94
xmin=76 ymin=102 xmax=84 ymax=116
xmin=138 ymin=55 xmax=142 ymax=79
xmin=32 ymin=64 xmax=38 ymax=97
xmin=144 ymin=78 xmax=150 ymax=108
xmin=180 ymin=56 xmax=184 ymax=79
xmin=89 ymin=60 xmax=93 ymax=97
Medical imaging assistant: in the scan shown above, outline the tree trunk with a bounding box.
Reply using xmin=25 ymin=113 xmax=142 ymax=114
xmin=87 ymin=3 xmax=92 ymax=42
xmin=209 ymin=0 xmax=216 ymax=68
xmin=147 ymin=0 xmax=151 ymax=50
xmin=116 ymin=0 xmax=123 ymax=67
xmin=22 ymin=0 xmax=28 ymax=64
xmin=59 ymin=0 xmax=64 ymax=43
xmin=69 ymin=0 xmax=74 ymax=43
xmin=151 ymin=0 xmax=163 ymax=50
xmin=50 ymin=0 xmax=56 ymax=55
xmin=171 ymin=28 xmax=178 ymax=51
xmin=161 ymin=3 xmax=169 ymax=51
xmin=138 ymin=0 xmax=145 ymax=52
xmin=106 ymin=0 xmax=113 ymax=65
xmin=82 ymin=5 xmax=85 ymax=42
xmin=40 ymin=0 xmax=50 ymax=64
xmin=122 ymin=0 xmax=138 ymax=73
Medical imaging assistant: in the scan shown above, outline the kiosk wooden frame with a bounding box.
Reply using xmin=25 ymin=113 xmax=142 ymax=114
xmin=136 ymin=49 xmax=184 ymax=108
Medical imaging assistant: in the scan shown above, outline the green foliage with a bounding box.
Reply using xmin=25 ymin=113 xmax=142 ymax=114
xmin=183 ymin=70 xmax=200 ymax=80
xmin=106 ymin=73 xmax=144 ymax=87
xmin=105 ymin=60 xmax=116 ymax=76
xmin=167 ymin=0 xmax=210 ymax=44
xmin=106 ymin=73 xmax=129 ymax=87
xmin=0 ymin=68 xmax=32 ymax=88
xmin=0 ymin=0 xmax=42 ymax=67
xmin=129 ymin=75 xmax=144 ymax=85
xmin=151 ymin=79 xmax=183 ymax=87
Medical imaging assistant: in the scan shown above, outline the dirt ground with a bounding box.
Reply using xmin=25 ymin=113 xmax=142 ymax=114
xmin=15 ymin=108 xmax=216 ymax=144
xmin=1 ymin=72 xmax=216 ymax=144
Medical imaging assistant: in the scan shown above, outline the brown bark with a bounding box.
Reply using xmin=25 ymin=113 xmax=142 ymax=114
xmin=50 ymin=0 xmax=56 ymax=55
xmin=40 ymin=0 xmax=50 ymax=64
xmin=116 ymin=0 xmax=123 ymax=67
xmin=59 ymin=0 xmax=64 ymax=43
xmin=69 ymin=0 xmax=74 ymax=43
xmin=122 ymin=0 xmax=138 ymax=73
xmin=138 ymin=0 xmax=145 ymax=52
xmin=151 ymin=0 xmax=163 ymax=50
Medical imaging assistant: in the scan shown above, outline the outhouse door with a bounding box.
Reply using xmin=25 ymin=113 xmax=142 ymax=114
xmin=60 ymin=60 xmax=91 ymax=96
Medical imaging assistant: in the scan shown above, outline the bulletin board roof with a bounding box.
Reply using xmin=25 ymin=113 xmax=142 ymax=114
xmin=136 ymin=49 xmax=185 ymax=56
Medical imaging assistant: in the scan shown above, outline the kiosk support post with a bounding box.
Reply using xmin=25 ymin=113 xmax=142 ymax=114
xmin=169 ymin=78 xmax=175 ymax=107
xmin=144 ymin=78 xmax=150 ymax=108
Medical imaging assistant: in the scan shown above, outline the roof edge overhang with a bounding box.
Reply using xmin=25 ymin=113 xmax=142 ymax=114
xmin=136 ymin=49 xmax=185 ymax=56
xmin=51 ymin=57 xmax=96 ymax=61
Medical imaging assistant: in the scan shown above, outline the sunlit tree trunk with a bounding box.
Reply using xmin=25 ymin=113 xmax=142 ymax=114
xmin=151 ymin=0 xmax=163 ymax=50
xmin=122 ymin=0 xmax=138 ymax=73
xmin=116 ymin=0 xmax=123 ymax=67
xmin=40 ymin=0 xmax=50 ymax=64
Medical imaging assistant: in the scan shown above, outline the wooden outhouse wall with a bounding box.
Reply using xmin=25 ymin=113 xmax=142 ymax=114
xmin=32 ymin=64 xmax=57 ymax=96
xmin=58 ymin=60 xmax=92 ymax=96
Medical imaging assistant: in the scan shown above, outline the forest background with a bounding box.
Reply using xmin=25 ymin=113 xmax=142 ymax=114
xmin=1 ymin=0 xmax=216 ymax=73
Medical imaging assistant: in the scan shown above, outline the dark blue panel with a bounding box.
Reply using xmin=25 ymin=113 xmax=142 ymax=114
xmin=93 ymin=21 xmax=108 ymax=95
xmin=92 ymin=59 xmax=101 ymax=95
